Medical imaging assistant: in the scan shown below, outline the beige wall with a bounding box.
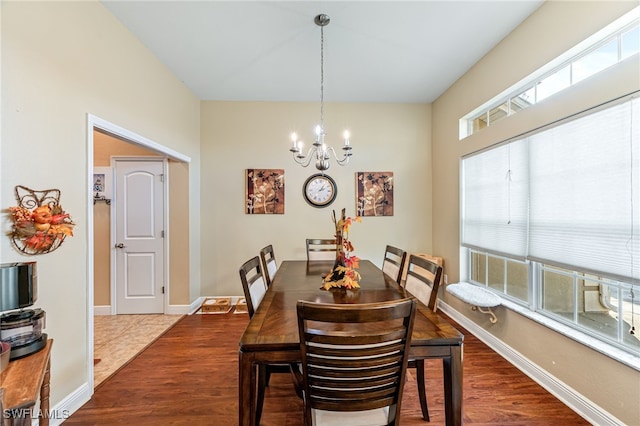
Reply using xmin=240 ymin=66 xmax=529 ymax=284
xmin=92 ymin=131 xmax=191 ymax=307
xmin=1 ymin=0 xmax=200 ymax=408
xmin=432 ymin=1 xmax=640 ymax=423
xmin=200 ymin=101 xmax=432 ymax=296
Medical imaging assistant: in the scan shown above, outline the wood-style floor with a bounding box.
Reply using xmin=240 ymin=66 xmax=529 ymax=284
xmin=67 ymin=311 xmax=589 ymax=425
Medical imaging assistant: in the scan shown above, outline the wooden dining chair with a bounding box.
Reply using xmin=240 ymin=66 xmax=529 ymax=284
xmin=295 ymin=299 xmax=417 ymax=426
xmin=403 ymin=254 xmax=444 ymax=421
xmin=382 ymin=245 xmax=407 ymax=284
xmin=305 ymin=238 xmax=337 ymax=261
xmin=259 ymin=244 xmax=278 ymax=287
xmin=239 ymin=256 xmax=293 ymax=424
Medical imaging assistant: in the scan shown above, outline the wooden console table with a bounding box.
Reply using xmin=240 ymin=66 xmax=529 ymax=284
xmin=0 ymin=339 xmax=53 ymax=426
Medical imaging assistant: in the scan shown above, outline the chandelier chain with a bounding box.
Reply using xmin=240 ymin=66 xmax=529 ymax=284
xmin=320 ymin=24 xmax=325 ymax=130
xmin=288 ymin=13 xmax=352 ymax=171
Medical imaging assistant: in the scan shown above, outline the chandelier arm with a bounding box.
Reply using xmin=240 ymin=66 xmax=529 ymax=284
xmin=327 ymin=146 xmax=352 ymax=166
xmin=292 ymin=146 xmax=320 ymax=167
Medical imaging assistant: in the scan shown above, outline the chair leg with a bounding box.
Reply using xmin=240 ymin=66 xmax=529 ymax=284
xmin=256 ymin=365 xmax=267 ymax=425
xmin=416 ymin=360 xmax=430 ymax=421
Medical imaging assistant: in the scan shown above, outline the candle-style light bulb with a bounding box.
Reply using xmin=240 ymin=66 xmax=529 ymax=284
xmin=291 ymin=132 xmax=298 ymax=148
xmin=343 ymin=130 xmax=350 ymax=146
xmin=297 ymin=141 xmax=303 ymax=153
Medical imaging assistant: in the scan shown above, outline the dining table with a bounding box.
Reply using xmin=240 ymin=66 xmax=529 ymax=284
xmin=238 ymin=259 xmax=464 ymax=426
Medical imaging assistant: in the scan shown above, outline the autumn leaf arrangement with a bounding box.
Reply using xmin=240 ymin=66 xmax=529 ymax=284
xmin=321 ymin=209 xmax=362 ymax=291
xmin=7 ymin=186 xmax=74 ymax=254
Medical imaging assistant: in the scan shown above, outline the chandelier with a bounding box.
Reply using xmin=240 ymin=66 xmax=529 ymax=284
xmin=289 ymin=14 xmax=353 ymax=171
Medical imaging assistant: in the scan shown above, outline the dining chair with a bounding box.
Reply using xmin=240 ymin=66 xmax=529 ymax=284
xmin=295 ymin=298 xmax=417 ymax=426
xmin=259 ymin=244 xmax=278 ymax=287
xmin=239 ymin=256 xmax=293 ymax=424
xmin=403 ymin=254 xmax=444 ymax=421
xmin=305 ymin=238 xmax=337 ymax=261
xmin=382 ymin=245 xmax=407 ymax=285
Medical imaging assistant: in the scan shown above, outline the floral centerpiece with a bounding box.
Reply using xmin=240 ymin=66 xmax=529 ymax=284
xmin=322 ymin=208 xmax=361 ymax=290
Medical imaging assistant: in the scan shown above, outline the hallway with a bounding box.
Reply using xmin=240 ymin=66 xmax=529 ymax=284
xmin=93 ymin=314 xmax=183 ymax=388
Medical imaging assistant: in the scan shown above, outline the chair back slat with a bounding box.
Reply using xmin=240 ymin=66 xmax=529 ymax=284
xmin=405 ymin=254 xmax=443 ymax=312
xmin=297 ymin=299 xmax=416 ymax=426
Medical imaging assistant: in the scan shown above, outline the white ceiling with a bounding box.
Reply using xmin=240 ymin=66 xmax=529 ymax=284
xmin=101 ymin=1 xmax=543 ymax=103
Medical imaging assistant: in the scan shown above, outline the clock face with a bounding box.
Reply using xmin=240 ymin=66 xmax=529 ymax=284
xmin=303 ymin=174 xmax=337 ymax=207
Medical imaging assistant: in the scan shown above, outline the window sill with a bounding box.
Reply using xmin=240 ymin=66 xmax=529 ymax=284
xmin=500 ymin=297 xmax=640 ymax=372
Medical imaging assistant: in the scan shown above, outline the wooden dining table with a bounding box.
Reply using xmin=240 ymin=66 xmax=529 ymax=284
xmin=238 ymin=260 xmax=464 ymax=426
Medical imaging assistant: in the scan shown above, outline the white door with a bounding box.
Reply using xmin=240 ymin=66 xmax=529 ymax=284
xmin=115 ymin=159 xmax=165 ymax=314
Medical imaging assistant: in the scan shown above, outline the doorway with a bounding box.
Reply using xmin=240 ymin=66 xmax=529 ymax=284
xmin=88 ymin=114 xmax=191 ymax=390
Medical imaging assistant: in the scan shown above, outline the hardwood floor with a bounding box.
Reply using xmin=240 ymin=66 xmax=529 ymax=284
xmin=67 ymin=312 xmax=589 ymax=425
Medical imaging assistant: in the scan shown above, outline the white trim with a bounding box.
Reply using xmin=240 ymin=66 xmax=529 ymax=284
xmin=89 ymin=115 xmax=191 ymax=163
xmin=189 ymin=297 xmax=205 ymax=314
xmin=94 ymin=304 xmax=191 ymax=316
xmin=86 ymin=117 xmax=96 ymax=393
xmin=166 ymin=304 xmax=192 ymax=315
xmin=45 ymin=382 xmax=92 ymax=425
xmin=93 ymin=305 xmax=111 ymax=316
xmin=439 ymin=301 xmax=625 ymax=426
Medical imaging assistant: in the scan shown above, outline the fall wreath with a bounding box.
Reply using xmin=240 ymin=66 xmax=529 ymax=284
xmin=7 ymin=186 xmax=74 ymax=255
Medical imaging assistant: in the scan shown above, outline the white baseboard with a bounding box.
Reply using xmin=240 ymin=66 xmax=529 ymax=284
xmin=93 ymin=305 xmax=111 ymax=315
xmin=45 ymin=382 xmax=92 ymax=425
xmin=165 ymin=304 xmax=191 ymax=315
xmin=438 ymin=301 xmax=623 ymax=426
xmin=94 ymin=304 xmax=198 ymax=316
xmin=189 ymin=297 xmax=205 ymax=314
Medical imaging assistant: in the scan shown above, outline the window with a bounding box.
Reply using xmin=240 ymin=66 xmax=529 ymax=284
xmin=461 ymin=96 xmax=640 ymax=357
xmin=460 ymin=9 xmax=640 ymax=139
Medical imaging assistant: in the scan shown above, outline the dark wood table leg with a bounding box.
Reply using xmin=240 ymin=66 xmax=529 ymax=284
xmin=443 ymin=344 xmax=463 ymax=426
xmin=239 ymin=350 xmax=256 ymax=426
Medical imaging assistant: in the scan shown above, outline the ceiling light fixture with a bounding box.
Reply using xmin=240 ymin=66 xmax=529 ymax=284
xmin=289 ymin=14 xmax=352 ymax=171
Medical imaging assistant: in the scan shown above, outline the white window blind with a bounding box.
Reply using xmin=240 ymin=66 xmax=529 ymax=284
xmin=462 ymin=96 xmax=639 ymax=281
xmin=462 ymin=141 xmax=529 ymax=258
xmin=529 ymin=98 xmax=639 ymax=280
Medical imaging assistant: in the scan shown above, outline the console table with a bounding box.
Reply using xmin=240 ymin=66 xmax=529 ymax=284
xmin=0 ymin=339 xmax=53 ymax=426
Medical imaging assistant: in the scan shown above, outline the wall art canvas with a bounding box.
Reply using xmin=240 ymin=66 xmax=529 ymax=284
xmin=246 ymin=169 xmax=285 ymax=214
xmin=356 ymin=171 xmax=394 ymax=217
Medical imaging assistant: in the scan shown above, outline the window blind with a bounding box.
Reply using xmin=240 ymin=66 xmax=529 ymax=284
xmin=462 ymin=140 xmax=529 ymax=259
xmin=462 ymin=96 xmax=639 ymax=281
xmin=528 ymin=98 xmax=639 ymax=280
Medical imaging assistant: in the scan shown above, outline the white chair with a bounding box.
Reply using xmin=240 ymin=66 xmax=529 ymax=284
xmin=305 ymin=238 xmax=337 ymax=261
xmin=260 ymin=244 xmax=278 ymax=287
xmin=382 ymin=245 xmax=407 ymax=284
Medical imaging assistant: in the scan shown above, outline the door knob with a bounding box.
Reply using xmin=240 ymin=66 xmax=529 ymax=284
xmin=115 ymin=243 xmax=126 ymax=248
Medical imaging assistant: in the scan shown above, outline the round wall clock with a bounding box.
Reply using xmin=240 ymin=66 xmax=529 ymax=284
xmin=303 ymin=173 xmax=337 ymax=208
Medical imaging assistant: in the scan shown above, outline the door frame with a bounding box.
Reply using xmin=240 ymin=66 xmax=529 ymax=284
xmin=111 ymin=156 xmax=167 ymax=315
xmin=87 ymin=114 xmax=190 ymax=391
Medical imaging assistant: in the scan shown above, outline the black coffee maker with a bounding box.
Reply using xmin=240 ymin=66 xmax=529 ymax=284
xmin=0 ymin=262 xmax=47 ymax=360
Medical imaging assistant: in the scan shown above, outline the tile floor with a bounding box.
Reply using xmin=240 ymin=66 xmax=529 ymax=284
xmin=93 ymin=314 xmax=183 ymax=388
